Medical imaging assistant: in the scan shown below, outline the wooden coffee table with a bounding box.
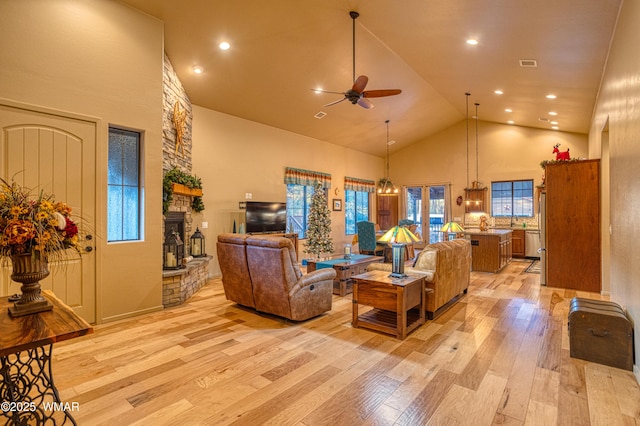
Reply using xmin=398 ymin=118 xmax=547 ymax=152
xmin=351 ymin=270 xmax=426 ymax=339
xmin=306 ymin=254 xmax=383 ymax=296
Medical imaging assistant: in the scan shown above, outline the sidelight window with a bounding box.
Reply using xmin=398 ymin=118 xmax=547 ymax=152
xmin=108 ymin=128 xmax=141 ymax=242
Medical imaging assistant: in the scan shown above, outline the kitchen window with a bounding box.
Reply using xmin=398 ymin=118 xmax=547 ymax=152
xmin=491 ymin=179 xmax=534 ymax=217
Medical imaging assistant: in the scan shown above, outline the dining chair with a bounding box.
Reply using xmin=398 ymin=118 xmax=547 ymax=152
xmin=356 ymin=221 xmax=385 ymax=256
xmin=398 ymin=218 xmax=414 ymax=227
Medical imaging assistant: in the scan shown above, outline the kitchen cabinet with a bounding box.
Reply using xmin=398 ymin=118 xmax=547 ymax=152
xmin=512 ymin=229 xmax=525 ymax=258
xmin=464 ymin=229 xmax=512 ymax=273
xmin=464 ymin=188 xmax=487 ymax=213
xmin=545 ymin=160 xmax=600 ymax=292
xmin=376 ymin=194 xmax=398 ymax=231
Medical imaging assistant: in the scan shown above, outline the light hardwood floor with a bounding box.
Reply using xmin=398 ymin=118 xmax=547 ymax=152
xmin=53 ymin=260 xmax=640 ymax=425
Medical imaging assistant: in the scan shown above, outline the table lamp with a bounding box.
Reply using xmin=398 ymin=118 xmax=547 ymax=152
xmin=378 ymin=226 xmax=420 ymax=278
xmin=440 ymin=221 xmax=464 ymax=241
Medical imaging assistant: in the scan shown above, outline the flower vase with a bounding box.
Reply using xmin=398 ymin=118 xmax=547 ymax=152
xmin=8 ymin=253 xmax=53 ymax=317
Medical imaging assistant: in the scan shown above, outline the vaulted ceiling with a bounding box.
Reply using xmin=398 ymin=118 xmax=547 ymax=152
xmin=120 ymin=0 xmax=621 ymax=157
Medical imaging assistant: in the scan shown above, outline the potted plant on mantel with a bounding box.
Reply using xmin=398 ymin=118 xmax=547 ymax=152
xmin=0 ymin=178 xmax=82 ymax=317
xmin=162 ymin=167 xmax=205 ymax=215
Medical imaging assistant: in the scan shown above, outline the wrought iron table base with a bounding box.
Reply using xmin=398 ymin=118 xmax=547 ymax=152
xmin=1 ymin=344 xmax=76 ymax=425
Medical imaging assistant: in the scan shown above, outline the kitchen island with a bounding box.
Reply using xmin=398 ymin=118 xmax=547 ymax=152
xmin=463 ymin=228 xmax=513 ymax=273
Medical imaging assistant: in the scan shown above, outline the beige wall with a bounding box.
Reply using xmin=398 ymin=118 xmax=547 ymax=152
xmin=588 ymin=0 xmax=640 ymax=380
xmin=191 ymin=105 xmax=383 ymax=276
xmin=0 ymin=0 xmax=165 ymax=322
xmin=390 ymin=120 xmax=589 ymax=221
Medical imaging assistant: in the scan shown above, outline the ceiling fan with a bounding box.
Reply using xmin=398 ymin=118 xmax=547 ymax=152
xmin=316 ymin=11 xmax=402 ymax=110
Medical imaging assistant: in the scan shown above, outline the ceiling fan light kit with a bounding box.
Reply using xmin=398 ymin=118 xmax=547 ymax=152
xmin=316 ymin=11 xmax=402 ymax=110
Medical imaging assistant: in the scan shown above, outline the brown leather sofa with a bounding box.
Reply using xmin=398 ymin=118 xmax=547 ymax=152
xmin=367 ymin=239 xmax=471 ymax=319
xmin=217 ymin=233 xmax=336 ymax=321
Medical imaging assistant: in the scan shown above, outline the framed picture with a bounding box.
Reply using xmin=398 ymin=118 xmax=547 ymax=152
xmin=332 ymin=199 xmax=342 ymax=211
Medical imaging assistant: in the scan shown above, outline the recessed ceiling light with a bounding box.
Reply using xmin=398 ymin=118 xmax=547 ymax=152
xmin=314 ymin=88 xmax=323 ymax=94
xmin=505 ymin=108 xmax=512 ymax=113
xmin=387 ymin=139 xmax=396 ymax=146
xmin=192 ymin=65 xmax=203 ymax=74
xmin=495 ymin=90 xmax=504 ymax=95
xmin=549 ymin=111 xmax=558 ymax=116
xmin=551 ymin=126 xmax=560 ymax=130
xmin=466 ymin=39 xmax=478 ymax=45
xmin=219 ymin=41 xmax=231 ymax=50
xmin=550 ymin=121 xmax=559 ymax=125
xmin=546 ymin=94 xmax=557 ymax=99
xmin=507 ymin=120 xmax=515 ymax=125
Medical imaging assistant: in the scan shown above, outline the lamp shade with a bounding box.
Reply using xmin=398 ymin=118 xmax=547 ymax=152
xmin=440 ymin=221 xmax=465 ymax=233
xmin=378 ymin=226 xmax=421 ymax=244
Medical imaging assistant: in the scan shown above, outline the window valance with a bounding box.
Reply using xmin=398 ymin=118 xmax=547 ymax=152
xmin=284 ymin=167 xmax=331 ymax=188
xmin=344 ymin=176 xmax=376 ymax=193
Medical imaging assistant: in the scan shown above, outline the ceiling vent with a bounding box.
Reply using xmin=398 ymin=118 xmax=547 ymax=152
xmin=314 ymin=111 xmax=327 ymax=119
xmin=538 ymin=117 xmax=549 ymax=122
xmin=519 ymin=59 xmax=538 ymax=68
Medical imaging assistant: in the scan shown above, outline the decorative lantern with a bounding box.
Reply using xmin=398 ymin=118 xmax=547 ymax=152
xmin=163 ymin=231 xmax=184 ymax=270
xmin=190 ymin=227 xmax=206 ymax=258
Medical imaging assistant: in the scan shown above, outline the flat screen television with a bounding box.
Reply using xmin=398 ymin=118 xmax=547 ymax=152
xmin=245 ymin=201 xmax=287 ymax=234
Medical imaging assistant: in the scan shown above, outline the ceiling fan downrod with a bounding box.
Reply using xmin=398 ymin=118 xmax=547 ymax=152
xmin=350 ymin=11 xmax=359 ymax=83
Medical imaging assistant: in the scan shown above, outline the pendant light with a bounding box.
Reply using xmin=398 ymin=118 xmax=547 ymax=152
xmin=377 ymin=119 xmax=398 ymax=195
xmin=475 ymin=102 xmax=480 ymax=188
xmin=464 ymin=92 xmax=472 ymax=207
xmin=472 ymin=102 xmax=483 ymax=207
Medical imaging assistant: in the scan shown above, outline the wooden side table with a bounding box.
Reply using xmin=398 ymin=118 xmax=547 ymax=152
xmin=1 ymin=290 xmax=93 ymax=425
xmin=351 ymin=270 xmax=425 ymax=339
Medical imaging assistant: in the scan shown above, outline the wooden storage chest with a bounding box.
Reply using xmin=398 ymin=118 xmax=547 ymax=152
xmin=568 ymin=297 xmax=634 ymax=371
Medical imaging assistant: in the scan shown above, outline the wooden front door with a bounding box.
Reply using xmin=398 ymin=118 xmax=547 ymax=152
xmin=376 ymin=194 xmax=398 ymax=231
xmin=0 ymin=103 xmax=96 ymax=323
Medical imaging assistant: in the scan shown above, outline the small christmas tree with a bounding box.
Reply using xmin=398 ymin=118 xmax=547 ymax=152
xmin=304 ymin=181 xmax=334 ymax=259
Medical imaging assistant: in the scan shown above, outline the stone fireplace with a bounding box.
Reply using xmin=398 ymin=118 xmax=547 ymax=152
xmin=161 ymin=53 xmax=211 ymax=307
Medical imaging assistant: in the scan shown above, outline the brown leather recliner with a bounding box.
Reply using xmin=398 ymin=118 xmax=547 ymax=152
xmin=216 ymin=233 xmax=336 ymax=321
xmin=216 ymin=233 xmax=255 ymax=308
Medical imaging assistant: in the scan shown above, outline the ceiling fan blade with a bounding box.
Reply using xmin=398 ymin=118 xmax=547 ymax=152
xmin=362 ymin=89 xmax=402 ymax=98
xmin=357 ymin=97 xmax=374 ymax=109
xmin=323 ymin=97 xmax=347 ymax=107
xmin=312 ymin=88 xmax=347 ymax=95
xmin=352 ymin=75 xmax=369 ymax=93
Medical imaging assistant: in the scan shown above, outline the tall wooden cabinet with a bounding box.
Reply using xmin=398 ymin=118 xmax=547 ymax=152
xmin=545 ymin=160 xmax=600 ymax=292
xmin=376 ymin=195 xmax=398 ymax=231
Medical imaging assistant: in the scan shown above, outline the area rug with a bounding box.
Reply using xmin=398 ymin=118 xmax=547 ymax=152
xmin=525 ymin=260 xmax=540 ymax=274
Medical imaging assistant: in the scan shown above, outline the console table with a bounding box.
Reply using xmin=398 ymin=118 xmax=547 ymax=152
xmin=1 ymin=290 xmax=93 ymax=425
xmin=306 ymin=254 xmax=383 ymax=296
